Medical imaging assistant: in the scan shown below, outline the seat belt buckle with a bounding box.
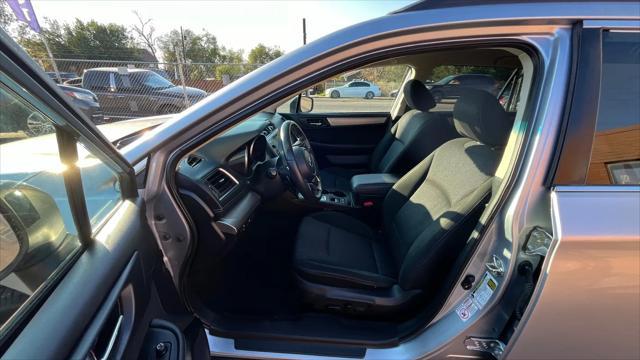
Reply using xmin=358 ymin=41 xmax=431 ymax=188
xmin=363 ymin=200 xmax=375 ymax=207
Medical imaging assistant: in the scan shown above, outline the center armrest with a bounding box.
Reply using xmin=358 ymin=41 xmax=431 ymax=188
xmin=351 ymin=173 xmax=399 ymax=201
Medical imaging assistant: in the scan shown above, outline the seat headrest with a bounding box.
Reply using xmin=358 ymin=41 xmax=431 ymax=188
xmin=403 ymin=79 xmax=436 ymax=112
xmin=453 ymin=88 xmax=510 ymax=147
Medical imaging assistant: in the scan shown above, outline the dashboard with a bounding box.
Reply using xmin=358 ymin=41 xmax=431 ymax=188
xmin=176 ymin=112 xmax=287 ymax=239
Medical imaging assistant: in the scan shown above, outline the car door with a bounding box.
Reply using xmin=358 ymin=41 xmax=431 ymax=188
xmin=509 ymin=22 xmax=640 ymax=360
xmin=0 ymin=34 xmax=204 ymax=360
xmin=281 ymin=65 xmax=409 ymax=171
xmin=84 ymin=71 xmax=120 ymax=118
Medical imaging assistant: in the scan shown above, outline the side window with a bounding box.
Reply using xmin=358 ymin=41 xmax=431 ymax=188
xmin=586 ymin=31 xmax=640 ymax=185
xmin=115 ymin=73 xmax=132 ymax=91
xmin=306 ymin=64 xmax=410 ymax=113
xmin=0 ymin=74 xmax=124 ymax=331
xmin=76 ymin=143 xmax=123 ymax=228
xmin=0 ymin=81 xmax=80 ymax=330
xmin=84 ymin=71 xmax=109 ymax=91
xmin=428 ymin=65 xmax=513 ymax=104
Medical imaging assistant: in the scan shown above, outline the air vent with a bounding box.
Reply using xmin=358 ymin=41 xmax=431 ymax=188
xmin=205 ymin=170 xmax=237 ymax=198
xmin=186 ymin=154 xmax=202 ymax=167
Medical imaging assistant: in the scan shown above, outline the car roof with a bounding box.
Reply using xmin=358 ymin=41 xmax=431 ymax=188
xmin=392 ymin=0 xmax=640 ymax=14
xmin=85 ymin=67 xmax=151 ymax=73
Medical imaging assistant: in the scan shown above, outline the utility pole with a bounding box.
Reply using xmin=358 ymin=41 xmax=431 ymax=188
xmin=302 ymin=18 xmax=307 ymax=45
xmin=180 ymin=26 xmax=188 ymax=79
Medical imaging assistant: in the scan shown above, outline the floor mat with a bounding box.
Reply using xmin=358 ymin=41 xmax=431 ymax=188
xmin=202 ymin=207 xmax=304 ymax=318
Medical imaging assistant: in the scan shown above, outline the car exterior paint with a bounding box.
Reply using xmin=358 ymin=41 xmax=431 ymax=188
xmin=57 ymin=85 xmax=104 ymax=124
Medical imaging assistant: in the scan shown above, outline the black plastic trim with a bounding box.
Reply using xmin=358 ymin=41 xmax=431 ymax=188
xmin=551 ymin=26 xmax=602 ymax=185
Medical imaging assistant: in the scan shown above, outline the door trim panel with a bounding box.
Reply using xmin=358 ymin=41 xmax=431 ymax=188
xmin=326 ymin=116 xmax=387 ymax=127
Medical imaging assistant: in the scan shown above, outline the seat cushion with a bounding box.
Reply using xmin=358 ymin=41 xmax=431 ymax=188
xmin=294 ymin=212 xmax=397 ymax=289
xmin=319 ymin=167 xmax=366 ymax=193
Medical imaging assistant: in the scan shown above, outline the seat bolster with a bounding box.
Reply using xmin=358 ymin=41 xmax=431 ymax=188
xmin=296 ymin=260 xmax=396 ymax=289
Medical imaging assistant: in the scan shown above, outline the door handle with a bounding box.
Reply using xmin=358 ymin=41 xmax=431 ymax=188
xmin=305 ymin=119 xmax=325 ymax=127
xmin=99 ymin=314 xmax=123 ymax=360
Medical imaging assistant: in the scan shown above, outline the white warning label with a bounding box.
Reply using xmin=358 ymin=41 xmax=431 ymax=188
xmin=456 ymin=272 xmax=498 ymax=322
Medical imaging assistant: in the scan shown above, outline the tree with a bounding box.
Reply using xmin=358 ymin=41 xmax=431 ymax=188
xmin=0 ymin=2 xmax=13 ymax=32
xmin=158 ymin=28 xmax=223 ymax=63
xmin=131 ymin=11 xmax=157 ymax=60
xmin=158 ymin=28 xmax=244 ymax=80
xmin=17 ymin=18 xmax=142 ymax=61
xmin=247 ymin=43 xmax=283 ymax=65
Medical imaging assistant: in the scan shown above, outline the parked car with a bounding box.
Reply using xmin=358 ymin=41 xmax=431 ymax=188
xmin=81 ymin=68 xmax=207 ymax=119
xmin=427 ymin=73 xmax=499 ymax=102
xmin=325 ymin=80 xmax=382 ymax=99
xmin=57 ymin=85 xmax=104 ymax=124
xmin=45 ymin=71 xmax=78 ymax=84
xmin=0 ymin=84 xmax=103 ymax=138
xmin=1 ymin=2 xmax=639 ymax=360
xmin=62 ymin=77 xmax=83 ymax=87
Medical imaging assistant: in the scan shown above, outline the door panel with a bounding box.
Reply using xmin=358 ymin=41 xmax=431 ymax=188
xmin=2 ymin=200 xmax=192 ymax=359
xmin=0 ymin=34 xmax=201 ymax=360
xmin=284 ymin=112 xmax=390 ymax=169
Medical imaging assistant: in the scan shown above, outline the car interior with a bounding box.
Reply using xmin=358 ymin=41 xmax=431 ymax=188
xmin=172 ymin=46 xmax=532 ymax=348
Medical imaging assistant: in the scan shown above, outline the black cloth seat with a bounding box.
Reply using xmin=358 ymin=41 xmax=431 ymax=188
xmin=295 ymin=211 xmax=396 ymax=289
xmin=320 ymin=80 xmax=458 ymax=192
xmin=294 ymin=89 xmax=512 ymax=314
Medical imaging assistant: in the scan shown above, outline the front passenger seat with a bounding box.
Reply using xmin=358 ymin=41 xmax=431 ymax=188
xmin=320 ymin=80 xmax=458 ymax=192
xmin=294 ymin=89 xmax=511 ymax=315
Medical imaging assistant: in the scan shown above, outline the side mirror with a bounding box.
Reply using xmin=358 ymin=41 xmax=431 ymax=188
xmin=0 ymin=182 xmax=67 ymax=289
xmin=299 ymin=95 xmax=314 ymax=113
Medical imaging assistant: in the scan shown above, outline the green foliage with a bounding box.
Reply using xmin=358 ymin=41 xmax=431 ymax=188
xmin=159 ymin=28 xmax=221 ymax=63
xmin=0 ymin=2 xmax=13 ymax=32
xmin=157 ymin=28 xmax=244 ymax=80
xmin=17 ymin=19 xmax=142 ymax=61
xmin=247 ymin=43 xmax=283 ymax=65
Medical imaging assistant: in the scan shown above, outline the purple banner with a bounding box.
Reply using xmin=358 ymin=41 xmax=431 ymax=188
xmin=6 ymin=0 xmax=41 ymax=33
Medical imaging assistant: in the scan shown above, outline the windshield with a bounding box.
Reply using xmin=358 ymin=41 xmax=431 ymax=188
xmin=434 ymin=75 xmax=456 ymax=85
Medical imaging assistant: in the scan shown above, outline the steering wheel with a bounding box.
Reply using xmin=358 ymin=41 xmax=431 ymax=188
xmin=279 ymin=120 xmax=322 ymax=201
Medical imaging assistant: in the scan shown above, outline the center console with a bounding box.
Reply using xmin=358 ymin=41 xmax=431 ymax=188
xmin=320 ymin=190 xmax=353 ymax=207
xmin=319 ymin=173 xmax=399 ymax=209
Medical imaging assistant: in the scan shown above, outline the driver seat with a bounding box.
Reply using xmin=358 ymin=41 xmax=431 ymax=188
xmin=294 ymin=89 xmax=512 ymax=315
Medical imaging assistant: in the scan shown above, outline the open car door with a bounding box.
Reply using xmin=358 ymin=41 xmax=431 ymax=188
xmin=0 ymin=33 xmax=205 ymax=359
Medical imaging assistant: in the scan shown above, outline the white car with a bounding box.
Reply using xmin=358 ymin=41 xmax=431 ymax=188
xmin=325 ymin=80 xmax=382 ymax=99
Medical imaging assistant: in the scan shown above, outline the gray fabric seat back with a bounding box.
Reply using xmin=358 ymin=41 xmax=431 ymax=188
xmin=382 ymin=88 xmax=511 ymax=291
xmin=369 ymin=80 xmax=450 ymax=173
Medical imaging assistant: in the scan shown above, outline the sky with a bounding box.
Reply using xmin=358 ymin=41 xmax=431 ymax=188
xmin=28 ymin=0 xmax=414 ymax=57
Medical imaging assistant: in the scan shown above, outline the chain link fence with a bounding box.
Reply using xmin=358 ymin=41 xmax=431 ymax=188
xmin=35 ymin=58 xmax=262 ymax=122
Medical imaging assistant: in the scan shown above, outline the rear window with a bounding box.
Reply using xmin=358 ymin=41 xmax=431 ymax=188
xmin=83 ymin=71 xmax=110 ymax=91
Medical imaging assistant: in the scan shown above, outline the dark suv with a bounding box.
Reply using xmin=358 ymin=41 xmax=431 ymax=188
xmin=427 ymin=73 xmax=498 ymax=102
xmin=81 ymin=68 xmax=207 ymax=119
